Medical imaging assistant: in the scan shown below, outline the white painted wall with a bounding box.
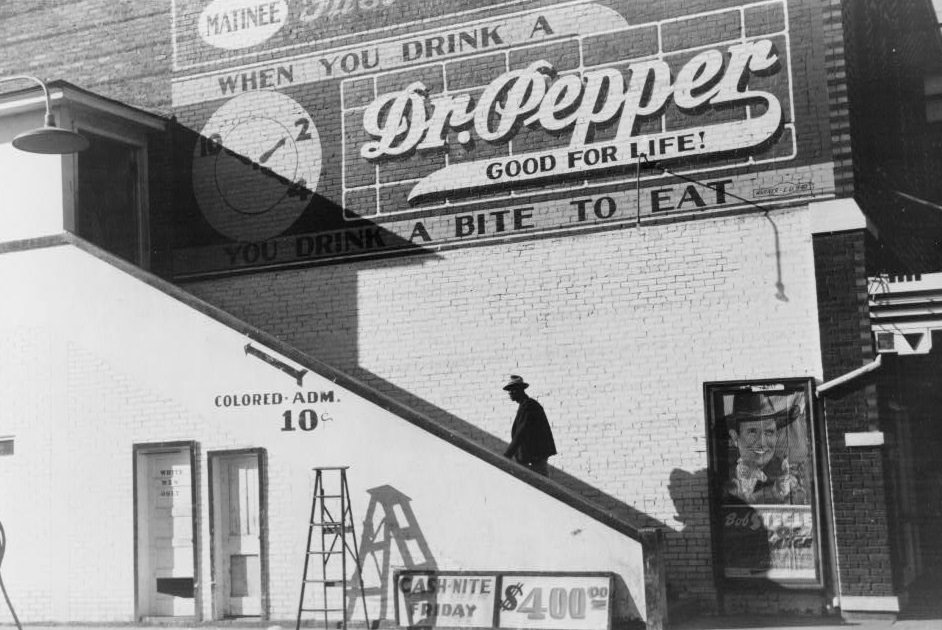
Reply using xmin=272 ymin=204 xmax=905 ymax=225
xmin=0 ymin=242 xmax=648 ymax=624
xmin=0 ymin=111 xmax=68 ymax=241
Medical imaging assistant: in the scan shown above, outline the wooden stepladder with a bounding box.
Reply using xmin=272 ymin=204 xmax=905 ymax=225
xmin=296 ymin=467 xmax=370 ymax=630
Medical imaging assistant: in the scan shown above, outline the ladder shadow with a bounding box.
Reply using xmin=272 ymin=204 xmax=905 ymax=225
xmin=346 ymin=484 xmax=437 ymax=624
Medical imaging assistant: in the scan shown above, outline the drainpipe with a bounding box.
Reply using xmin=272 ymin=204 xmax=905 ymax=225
xmin=816 ymin=355 xmax=883 ymax=397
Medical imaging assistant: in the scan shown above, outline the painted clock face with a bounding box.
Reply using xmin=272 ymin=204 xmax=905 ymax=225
xmin=192 ymin=90 xmax=322 ymax=242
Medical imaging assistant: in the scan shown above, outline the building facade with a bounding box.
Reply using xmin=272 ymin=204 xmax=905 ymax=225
xmin=1 ymin=0 xmax=941 ymax=624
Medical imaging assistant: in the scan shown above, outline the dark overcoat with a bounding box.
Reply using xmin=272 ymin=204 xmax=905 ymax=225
xmin=506 ymin=398 xmax=557 ymax=463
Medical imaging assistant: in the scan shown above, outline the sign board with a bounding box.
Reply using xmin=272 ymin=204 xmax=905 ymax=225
xmin=394 ymin=571 xmax=613 ymax=630
xmin=172 ymin=0 xmax=536 ymax=71
xmin=496 ymin=575 xmax=613 ymax=630
xmin=168 ymin=0 xmax=835 ymax=277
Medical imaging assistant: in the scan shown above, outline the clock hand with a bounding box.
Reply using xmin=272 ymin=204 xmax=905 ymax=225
xmin=259 ymin=137 xmax=287 ymax=164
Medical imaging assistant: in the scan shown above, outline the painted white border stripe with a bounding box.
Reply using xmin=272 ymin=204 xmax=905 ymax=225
xmin=844 ymin=432 xmax=885 ymax=447
xmin=840 ymin=596 xmax=899 ymax=613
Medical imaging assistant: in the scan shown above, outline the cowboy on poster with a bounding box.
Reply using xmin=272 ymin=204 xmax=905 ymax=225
xmin=706 ymin=381 xmax=824 ymax=585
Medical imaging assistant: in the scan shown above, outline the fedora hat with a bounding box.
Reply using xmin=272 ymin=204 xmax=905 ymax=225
xmin=502 ymin=375 xmax=529 ymax=390
xmin=727 ymin=392 xmax=797 ymax=428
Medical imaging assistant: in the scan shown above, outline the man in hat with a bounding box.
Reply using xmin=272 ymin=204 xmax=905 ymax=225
xmin=502 ymin=375 xmax=557 ymax=476
xmin=724 ymin=392 xmax=806 ymax=505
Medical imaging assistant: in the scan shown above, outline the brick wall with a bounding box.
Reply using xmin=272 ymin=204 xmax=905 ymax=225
xmin=156 ymin=0 xmax=835 ymax=281
xmin=840 ymin=0 xmax=942 ymax=273
xmin=822 ymin=0 xmax=853 ymax=197
xmin=878 ymin=341 xmax=942 ymax=574
xmin=813 ymin=229 xmax=894 ymax=599
xmin=188 ymin=206 xmax=826 ymax=609
xmin=0 ymin=2 xmax=173 ymax=114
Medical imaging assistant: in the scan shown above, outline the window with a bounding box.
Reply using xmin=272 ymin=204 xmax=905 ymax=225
xmin=76 ymin=133 xmax=144 ymax=265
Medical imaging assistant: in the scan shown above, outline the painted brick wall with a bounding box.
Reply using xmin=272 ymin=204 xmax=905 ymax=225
xmin=56 ymin=342 xmax=366 ymax=621
xmin=0 ymin=244 xmax=652 ymax=624
xmin=813 ymin=230 xmax=894 ymax=598
xmin=0 ymin=331 xmax=200 ymax=622
xmin=62 ymin=342 xmax=301 ymax=620
xmin=188 ymin=206 xmax=826 ymax=609
xmin=0 ymin=330 xmax=60 ymax=619
xmin=162 ymin=0 xmax=837 ymax=280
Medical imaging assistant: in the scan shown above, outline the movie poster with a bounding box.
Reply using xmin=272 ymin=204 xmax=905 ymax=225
xmin=705 ymin=380 xmax=824 ymax=586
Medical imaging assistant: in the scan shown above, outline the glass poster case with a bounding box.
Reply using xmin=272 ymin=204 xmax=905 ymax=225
xmin=704 ymin=379 xmax=825 ymax=588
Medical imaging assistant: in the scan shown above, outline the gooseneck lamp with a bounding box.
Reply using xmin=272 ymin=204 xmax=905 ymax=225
xmin=1 ymin=75 xmax=88 ymax=154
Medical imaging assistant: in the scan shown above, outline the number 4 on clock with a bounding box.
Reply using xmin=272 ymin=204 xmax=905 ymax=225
xmin=286 ymin=178 xmax=310 ymax=201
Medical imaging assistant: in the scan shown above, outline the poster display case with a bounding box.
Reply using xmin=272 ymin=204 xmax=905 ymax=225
xmin=704 ymin=379 xmax=826 ymax=589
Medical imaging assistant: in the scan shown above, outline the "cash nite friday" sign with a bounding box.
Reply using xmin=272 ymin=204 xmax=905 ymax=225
xmin=394 ymin=571 xmax=613 ymax=630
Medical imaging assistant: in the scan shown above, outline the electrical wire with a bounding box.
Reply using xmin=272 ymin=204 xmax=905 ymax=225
xmin=891 ymin=188 xmax=942 ymax=212
xmin=0 ymin=520 xmax=24 ymax=630
xmin=640 ymin=155 xmax=789 ymax=301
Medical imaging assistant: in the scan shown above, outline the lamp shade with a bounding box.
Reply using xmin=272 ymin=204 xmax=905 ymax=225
xmin=12 ymin=125 xmax=89 ymax=154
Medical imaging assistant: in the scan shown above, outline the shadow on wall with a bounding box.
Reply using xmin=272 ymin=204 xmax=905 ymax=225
xmin=670 ymin=467 xmax=775 ymax=586
xmin=163 ymin=120 xmax=444 ymax=395
xmin=157 ymin=120 xmax=441 ymax=280
xmin=164 ymin=123 xmax=669 ymax=622
xmin=338 ymin=372 xmax=672 ymax=626
xmin=354 ymin=368 xmax=671 ymax=533
xmin=344 ymin=482 xmax=644 ymax=629
xmin=163 ymin=118 xmax=669 ymax=537
xmin=347 ymin=484 xmax=437 ymax=623
xmin=669 ymin=468 xmax=829 ymax=617
xmin=668 ymin=468 xmax=719 ymax=615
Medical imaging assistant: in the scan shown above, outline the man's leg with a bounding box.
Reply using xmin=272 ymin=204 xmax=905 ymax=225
xmin=530 ymin=458 xmax=549 ymax=476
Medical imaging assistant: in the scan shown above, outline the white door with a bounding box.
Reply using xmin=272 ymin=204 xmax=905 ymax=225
xmin=137 ymin=449 xmax=195 ymax=618
xmin=214 ymin=453 xmax=262 ymax=617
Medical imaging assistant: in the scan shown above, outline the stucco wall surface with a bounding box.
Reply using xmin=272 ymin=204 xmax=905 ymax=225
xmin=0 ymin=243 xmax=646 ymax=624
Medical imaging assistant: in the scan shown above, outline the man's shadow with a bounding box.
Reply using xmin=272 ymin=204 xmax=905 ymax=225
xmin=668 ymin=468 xmax=773 ymax=617
xmin=668 ymin=468 xmax=717 ymax=617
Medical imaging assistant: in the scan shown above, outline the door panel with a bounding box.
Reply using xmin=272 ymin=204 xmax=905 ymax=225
xmin=213 ymin=452 xmax=263 ymax=617
xmin=137 ymin=448 xmax=196 ymax=618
